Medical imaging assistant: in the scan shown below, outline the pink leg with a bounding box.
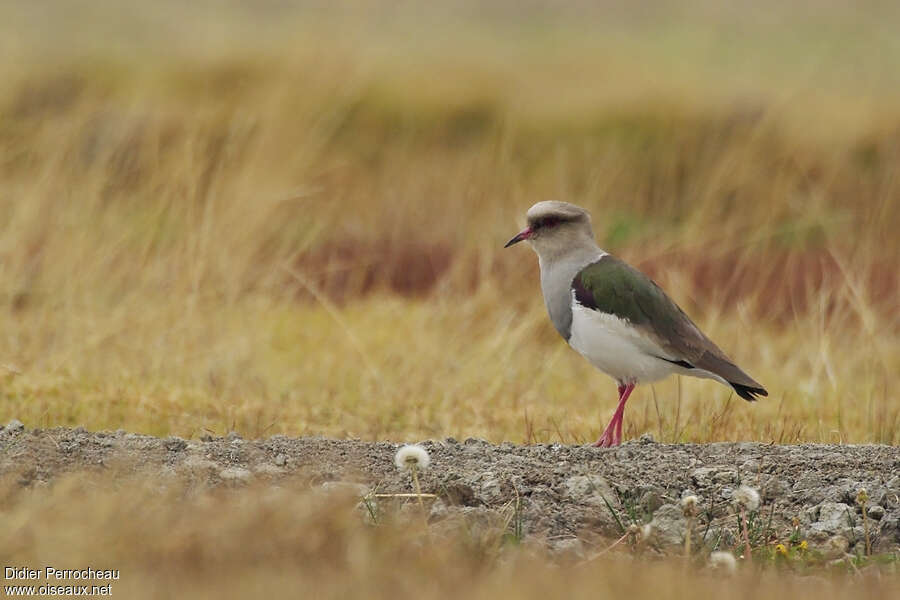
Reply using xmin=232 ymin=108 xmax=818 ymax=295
xmin=592 ymin=382 xmax=635 ymax=447
xmin=614 ymin=383 xmax=636 ymax=444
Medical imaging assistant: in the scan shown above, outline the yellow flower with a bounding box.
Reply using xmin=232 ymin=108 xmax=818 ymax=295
xmin=797 ymin=540 xmax=808 ymax=552
xmin=775 ymin=544 xmax=788 ymax=556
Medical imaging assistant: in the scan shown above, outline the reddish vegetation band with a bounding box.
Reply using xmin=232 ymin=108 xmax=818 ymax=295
xmin=294 ymin=240 xmax=896 ymax=324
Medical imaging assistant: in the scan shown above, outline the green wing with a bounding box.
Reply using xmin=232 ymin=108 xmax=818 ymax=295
xmin=571 ymin=255 xmax=767 ymax=399
xmin=572 ymin=255 xmax=697 ymax=340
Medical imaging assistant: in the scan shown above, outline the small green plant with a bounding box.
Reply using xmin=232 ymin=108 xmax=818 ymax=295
xmin=502 ymin=485 xmax=524 ymax=546
xmin=857 ymin=488 xmax=871 ymax=557
xmin=361 ymin=489 xmax=380 ymax=525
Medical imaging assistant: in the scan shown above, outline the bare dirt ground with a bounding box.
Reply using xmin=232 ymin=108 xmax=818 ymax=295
xmin=2 ymin=423 xmax=898 ymax=559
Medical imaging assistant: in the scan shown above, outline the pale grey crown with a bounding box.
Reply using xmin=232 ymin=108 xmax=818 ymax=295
xmin=524 ymin=201 xmax=597 ymax=261
xmin=526 ymin=201 xmax=591 ymax=226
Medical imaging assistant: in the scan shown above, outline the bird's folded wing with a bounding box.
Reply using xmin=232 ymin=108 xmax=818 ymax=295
xmin=571 ymin=255 xmax=765 ymax=392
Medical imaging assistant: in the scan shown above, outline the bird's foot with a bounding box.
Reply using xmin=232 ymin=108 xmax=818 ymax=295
xmin=591 ymin=427 xmax=620 ymax=448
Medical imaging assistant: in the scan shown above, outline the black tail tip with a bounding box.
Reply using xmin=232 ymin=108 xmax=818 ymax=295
xmin=732 ymin=383 xmax=768 ymax=402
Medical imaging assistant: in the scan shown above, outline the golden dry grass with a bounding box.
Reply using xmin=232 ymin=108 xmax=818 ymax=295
xmin=2 ymin=1 xmax=898 ymax=444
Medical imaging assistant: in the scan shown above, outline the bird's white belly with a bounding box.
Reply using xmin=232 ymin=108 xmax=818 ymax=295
xmin=568 ymin=304 xmax=676 ymax=384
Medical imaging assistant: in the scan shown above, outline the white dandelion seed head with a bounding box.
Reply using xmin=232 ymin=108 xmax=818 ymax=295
xmin=708 ymin=551 xmax=737 ymax=573
xmin=681 ymin=494 xmax=700 ymax=516
xmin=732 ymin=485 xmax=760 ymax=512
xmin=394 ymin=444 xmax=430 ymax=472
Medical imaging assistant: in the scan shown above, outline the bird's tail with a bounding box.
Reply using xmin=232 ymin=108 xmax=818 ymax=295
xmin=730 ymin=382 xmax=768 ymax=402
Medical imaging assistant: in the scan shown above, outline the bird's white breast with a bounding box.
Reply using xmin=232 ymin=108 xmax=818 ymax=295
xmin=567 ymin=301 xmax=677 ymax=384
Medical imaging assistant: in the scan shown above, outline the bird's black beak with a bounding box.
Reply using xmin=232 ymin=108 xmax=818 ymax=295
xmin=504 ymin=227 xmax=533 ymax=248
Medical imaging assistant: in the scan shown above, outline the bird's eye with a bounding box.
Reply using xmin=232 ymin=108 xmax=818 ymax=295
xmin=542 ymin=217 xmax=560 ymax=228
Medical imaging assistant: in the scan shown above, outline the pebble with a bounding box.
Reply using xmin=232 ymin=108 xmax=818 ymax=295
xmin=563 ymin=474 xmax=617 ymax=507
xmin=647 ymin=503 xmax=688 ymax=549
xmin=867 ymin=505 xmax=885 ymax=520
xmin=164 ymin=437 xmax=187 ymax=452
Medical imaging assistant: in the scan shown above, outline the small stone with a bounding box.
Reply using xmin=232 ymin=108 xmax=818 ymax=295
xmin=691 ymin=466 xmax=737 ymax=487
xmin=479 ymin=472 xmax=504 ymax=504
xmin=873 ymin=512 xmax=900 ymax=552
xmin=164 ymin=437 xmax=187 ymax=452
xmin=867 ymin=505 xmax=885 ymax=520
xmin=274 ymin=453 xmax=287 ymax=467
xmin=5 ymin=419 xmax=24 ymax=433
xmin=226 ymin=431 xmax=242 ymax=441
xmin=640 ymin=488 xmax=666 ymax=514
xmin=757 ymin=475 xmax=790 ymax=502
xmin=637 ymin=433 xmax=656 ymax=444
xmin=564 ymin=475 xmax=617 ymax=507
xmin=740 ymin=459 xmax=760 ymax=474
xmin=810 ymin=502 xmax=855 ymax=537
xmin=647 ymin=503 xmax=688 ymax=549
xmin=715 ymin=469 xmax=739 ymax=484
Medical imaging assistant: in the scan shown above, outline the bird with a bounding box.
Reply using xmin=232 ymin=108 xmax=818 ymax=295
xmin=505 ymin=201 xmax=767 ymax=447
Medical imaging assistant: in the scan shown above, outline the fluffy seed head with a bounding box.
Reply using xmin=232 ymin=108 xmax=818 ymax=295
xmin=709 ymin=551 xmax=737 ymax=573
xmin=681 ymin=494 xmax=699 ymax=517
xmin=732 ymin=485 xmax=760 ymax=512
xmin=627 ymin=522 xmax=654 ymax=543
xmin=394 ymin=444 xmax=430 ymax=472
xmin=856 ymin=488 xmax=869 ymax=505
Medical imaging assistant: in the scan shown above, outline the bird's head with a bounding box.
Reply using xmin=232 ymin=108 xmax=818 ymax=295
xmin=504 ymin=201 xmax=596 ymax=259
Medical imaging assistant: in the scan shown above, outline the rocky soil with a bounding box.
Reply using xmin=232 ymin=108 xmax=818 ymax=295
xmin=2 ymin=422 xmax=898 ymax=559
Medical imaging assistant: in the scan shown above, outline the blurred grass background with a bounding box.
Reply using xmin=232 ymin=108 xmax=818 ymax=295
xmin=0 ymin=0 xmax=898 ymax=443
